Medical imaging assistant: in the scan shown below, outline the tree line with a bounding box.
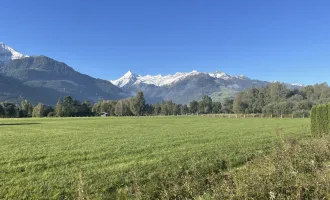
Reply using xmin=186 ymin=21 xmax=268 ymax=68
xmin=0 ymin=82 xmax=329 ymax=118
xmin=92 ymin=92 xmax=228 ymax=116
xmin=232 ymin=82 xmax=330 ymax=117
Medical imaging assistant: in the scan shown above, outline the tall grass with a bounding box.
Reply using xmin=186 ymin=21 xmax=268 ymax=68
xmin=0 ymin=117 xmax=310 ymax=199
xmin=199 ymin=134 xmax=330 ymax=199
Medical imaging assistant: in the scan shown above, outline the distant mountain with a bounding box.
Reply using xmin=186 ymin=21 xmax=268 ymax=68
xmin=0 ymin=42 xmax=125 ymax=104
xmin=0 ymin=42 xmax=28 ymax=63
xmin=111 ymin=70 xmax=302 ymax=104
xmin=0 ymin=42 xmax=303 ymax=105
xmin=0 ymin=74 xmax=63 ymax=104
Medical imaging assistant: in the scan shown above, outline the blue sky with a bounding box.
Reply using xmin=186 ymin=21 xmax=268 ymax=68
xmin=1 ymin=0 xmax=329 ymax=85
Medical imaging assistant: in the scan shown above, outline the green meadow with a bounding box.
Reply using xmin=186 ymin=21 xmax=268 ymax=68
xmin=0 ymin=117 xmax=309 ymax=199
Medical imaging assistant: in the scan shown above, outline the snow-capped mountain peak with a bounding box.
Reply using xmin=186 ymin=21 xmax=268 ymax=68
xmin=111 ymin=70 xmax=203 ymax=88
xmin=0 ymin=42 xmax=29 ymax=63
xmin=110 ymin=70 xmax=138 ymax=88
xmin=111 ymin=70 xmax=254 ymax=88
xmin=208 ymin=70 xmax=231 ymax=80
xmin=123 ymin=70 xmax=136 ymax=78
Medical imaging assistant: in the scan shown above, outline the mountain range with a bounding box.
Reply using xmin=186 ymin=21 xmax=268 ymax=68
xmin=0 ymin=42 xmax=302 ymax=105
xmin=0 ymin=42 xmax=125 ymax=105
xmin=110 ymin=70 xmax=272 ymax=104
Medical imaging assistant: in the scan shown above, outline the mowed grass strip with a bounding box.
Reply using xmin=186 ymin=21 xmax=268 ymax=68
xmin=0 ymin=117 xmax=308 ymax=199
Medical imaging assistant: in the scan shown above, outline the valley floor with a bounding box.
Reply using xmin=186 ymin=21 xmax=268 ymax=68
xmin=0 ymin=117 xmax=315 ymax=199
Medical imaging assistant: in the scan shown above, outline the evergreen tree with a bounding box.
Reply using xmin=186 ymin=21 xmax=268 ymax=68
xmin=131 ymin=91 xmax=146 ymax=116
xmin=63 ymin=96 xmax=74 ymax=117
xmin=0 ymin=104 xmax=4 ymax=118
xmin=44 ymin=106 xmax=55 ymax=117
xmin=153 ymin=103 xmax=161 ymax=115
xmin=144 ymin=104 xmax=154 ymax=115
xmin=55 ymin=97 xmax=64 ymax=117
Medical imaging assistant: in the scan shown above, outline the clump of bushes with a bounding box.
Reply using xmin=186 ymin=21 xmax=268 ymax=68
xmin=109 ymin=135 xmax=330 ymax=199
xmin=310 ymin=104 xmax=330 ymax=136
xmin=47 ymin=112 xmax=55 ymax=117
xmin=198 ymin=135 xmax=330 ymax=199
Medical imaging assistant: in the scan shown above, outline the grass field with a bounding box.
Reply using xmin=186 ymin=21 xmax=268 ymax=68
xmin=0 ymin=117 xmax=309 ymax=199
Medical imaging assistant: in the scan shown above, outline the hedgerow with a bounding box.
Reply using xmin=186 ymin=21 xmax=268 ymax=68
xmin=311 ymin=104 xmax=329 ymax=137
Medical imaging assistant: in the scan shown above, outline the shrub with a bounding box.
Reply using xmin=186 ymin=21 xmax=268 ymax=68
xmin=317 ymin=104 xmax=328 ymax=136
xmin=197 ymin=136 xmax=330 ymax=199
xmin=310 ymin=106 xmax=317 ymax=136
xmin=47 ymin=112 xmax=55 ymax=117
xmin=311 ymin=104 xmax=329 ymax=137
xmin=328 ymin=103 xmax=330 ymax=133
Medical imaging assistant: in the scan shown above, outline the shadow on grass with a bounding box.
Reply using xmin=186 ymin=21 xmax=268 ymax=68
xmin=0 ymin=123 xmax=41 ymax=126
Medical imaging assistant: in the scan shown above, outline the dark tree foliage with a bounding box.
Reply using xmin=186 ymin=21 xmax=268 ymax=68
xmin=144 ymin=104 xmax=153 ymax=116
xmin=198 ymin=95 xmax=213 ymax=114
xmin=189 ymin=100 xmax=199 ymax=114
xmin=153 ymin=103 xmax=161 ymax=115
xmin=181 ymin=105 xmax=189 ymax=115
xmin=173 ymin=104 xmax=181 ymax=115
xmin=54 ymin=96 xmax=93 ymax=117
xmin=1 ymin=82 xmax=330 ymax=118
xmin=212 ymin=102 xmax=222 ymax=114
xmin=233 ymin=82 xmax=330 ymax=116
xmin=0 ymin=102 xmax=18 ymax=118
xmin=131 ymin=91 xmax=146 ymax=116
xmin=222 ymin=98 xmax=234 ymax=114
xmin=0 ymin=104 xmax=4 ymax=118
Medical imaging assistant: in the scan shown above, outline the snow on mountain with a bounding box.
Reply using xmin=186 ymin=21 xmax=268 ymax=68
xmin=291 ymin=83 xmax=305 ymax=87
xmin=111 ymin=70 xmax=250 ymax=88
xmin=208 ymin=70 xmax=231 ymax=80
xmin=111 ymin=70 xmax=202 ymax=87
xmin=110 ymin=71 xmax=137 ymax=88
xmin=135 ymin=70 xmax=202 ymax=86
xmin=271 ymin=81 xmax=304 ymax=88
xmin=0 ymin=42 xmax=29 ymax=63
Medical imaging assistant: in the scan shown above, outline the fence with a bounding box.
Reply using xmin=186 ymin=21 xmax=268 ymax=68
xmin=141 ymin=113 xmax=309 ymax=118
xmin=196 ymin=113 xmax=308 ymax=118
